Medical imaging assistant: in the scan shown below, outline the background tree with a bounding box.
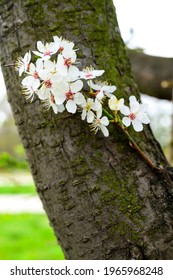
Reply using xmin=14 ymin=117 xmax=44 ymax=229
xmin=1 ymin=0 xmax=173 ymax=260
xmin=128 ymin=50 xmax=173 ymax=100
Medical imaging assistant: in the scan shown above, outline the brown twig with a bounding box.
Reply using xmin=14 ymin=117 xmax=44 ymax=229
xmin=119 ymin=125 xmax=164 ymax=173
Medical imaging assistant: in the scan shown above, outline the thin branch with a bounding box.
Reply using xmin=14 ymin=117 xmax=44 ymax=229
xmin=103 ymin=108 xmax=164 ymax=173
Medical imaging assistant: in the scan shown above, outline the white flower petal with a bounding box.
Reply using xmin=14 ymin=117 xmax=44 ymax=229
xmin=66 ymin=100 xmax=77 ymax=113
xmin=57 ymin=54 xmax=67 ymax=76
xmin=132 ymin=120 xmax=143 ymax=132
xmin=93 ymin=70 xmax=105 ymax=76
xmin=70 ymin=80 xmax=83 ymax=93
xmin=129 ymin=95 xmax=137 ymax=104
xmin=68 ymin=66 xmax=79 ymax=81
xmin=38 ymin=69 xmax=51 ymax=80
xmin=81 ymin=109 xmax=86 ymax=120
xmin=37 ymin=41 xmax=45 ymax=52
xmin=100 ymin=125 xmax=109 ymax=137
xmin=44 ymin=60 xmax=54 ymax=70
xmin=57 ymin=104 xmax=65 ymax=113
xmin=22 ymin=76 xmax=35 ymax=86
xmin=36 ymin=59 xmax=43 ymax=70
xmin=108 ymin=96 xmax=117 ymax=110
xmin=92 ymin=100 xmax=102 ymax=111
xmin=96 ymin=109 xmax=102 ymax=119
xmin=58 ymin=64 xmax=68 ymax=76
xmin=54 ymin=93 xmax=66 ymax=105
xmin=137 ymin=113 xmax=150 ymax=124
xmin=52 ymin=104 xmax=58 ymax=114
xmin=33 ymin=51 xmax=42 ymax=57
xmin=74 ymin=92 xmax=85 ymax=105
xmin=36 ymin=89 xmax=50 ymax=100
xmin=120 ymin=105 xmax=130 ymax=115
xmin=50 ymin=42 xmax=59 ymax=54
xmin=122 ymin=117 xmax=131 ymax=127
xmin=53 ymin=36 xmax=61 ymax=43
xmin=96 ymin=91 xmax=104 ymax=100
xmin=130 ymin=101 xmax=140 ymax=113
xmin=62 ymin=47 xmax=76 ymax=60
xmin=102 ymin=85 xmax=116 ymax=93
xmin=101 ymin=116 xmax=109 ymax=126
xmin=29 ymin=63 xmax=35 ymax=74
xmin=32 ymin=79 xmax=40 ymax=90
xmin=19 ymin=65 xmax=24 ymax=76
xmin=87 ymin=111 xmax=94 ymax=123
xmin=89 ymin=81 xmax=101 ymax=91
xmin=24 ymin=51 xmax=31 ymax=63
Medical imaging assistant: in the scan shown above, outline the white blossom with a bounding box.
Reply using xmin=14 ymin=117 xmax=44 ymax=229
xmin=53 ymin=36 xmax=75 ymax=52
xmin=56 ymin=47 xmax=79 ymax=78
xmin=108 ymin=95 xmax=124 ymax=111
xmin=79 ymin=67 xmax=104 ymax=80
xmin=89 ymin=80 xmax=116 ymax=100
xmin=91 ymin=110 xmax=109 ymax=137
xmin=33 ymin=41 xmax=59 ymax=60
xmin=16 ymin=51 xmax=31 ymax=76
xmin=17 ymin=35 xmax=151 ymax=140
xmin=121 ymin=96 xmax=150 ymax=132
xmin=54 ymin=80 xmax=85 ymax=114
xmin=81 ymin=98 xmax=102 ymax=123
xmin=43 ymin=93 xmax=65 ymax=114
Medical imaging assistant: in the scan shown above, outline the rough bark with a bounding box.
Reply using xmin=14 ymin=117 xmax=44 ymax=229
xmin=128 ymin=50 xmax=173 ymax=100
xmin=1 ymin=0 xmax=173 ymax=260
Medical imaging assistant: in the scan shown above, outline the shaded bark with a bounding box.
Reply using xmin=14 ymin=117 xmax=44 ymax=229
xmin=1 ymin=0 xmax=173 ymax=260
xmin=128 ymin=50 xmax=173 ymax=100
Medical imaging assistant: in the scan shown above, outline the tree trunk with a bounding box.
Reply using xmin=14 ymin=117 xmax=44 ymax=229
xmin=128 ymin=50 xmax=173 ymax=100
xmin=1 ymin=0 xmax=173 ymax=260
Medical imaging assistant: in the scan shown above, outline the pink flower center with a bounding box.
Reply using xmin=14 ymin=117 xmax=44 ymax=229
xmin=59 ymin=47 xmax=64 ymax=53
xmin=129 ymin=113 xmax=136 ymax=120
xmin=44 ymin=50 xmax=51 ymax=56
xmin=33 ymin=71 xmax=39 ymax=79
xmin=44 ymin=79 xmax=52 ymax=88
xmin=66 ymin=91 xmax=74 ymax=100
xmin=86 ymin=73 xmax=93 ymax=79
xmin=64 ymin=58 xmax=72 ymax=67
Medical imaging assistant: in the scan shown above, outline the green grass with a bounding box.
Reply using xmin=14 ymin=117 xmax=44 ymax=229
xmin=0 ymin=185 xmax=36 ymax=195
xmin=0 ymin=214 xmax=65 ymax=260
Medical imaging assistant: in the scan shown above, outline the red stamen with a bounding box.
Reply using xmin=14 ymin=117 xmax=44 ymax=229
xmin=33 ymin=71 xmax=39 ymax=79
xmin=129 ymin=113 xmax=136 ymax=120
xmin=86 ymin=73 xmax=93 ymax=78
xmin=44 ymin=80 xmax=52 ymax=88
xmin=64 ymin=58 xmax=71 ymax=67
xmin=59 ymin=47 xmax=64 ymax=53
xmin=66 ymin=91 xmax=74 ymax=100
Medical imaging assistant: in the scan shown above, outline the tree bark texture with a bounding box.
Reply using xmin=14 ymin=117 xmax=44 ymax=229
xmin=128 ymin=50 xmax=173 ymax=100
xmin=1 ymin=0 xmax=173 ymax=260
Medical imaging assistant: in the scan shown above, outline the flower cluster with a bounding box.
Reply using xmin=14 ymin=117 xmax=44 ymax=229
xmin=16 ymin=36 xmax=150 ymax=137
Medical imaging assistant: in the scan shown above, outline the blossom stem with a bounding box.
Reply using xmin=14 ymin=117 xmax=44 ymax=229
xmin=102 ymin=108 xmax=114 ymax=120
xmin=118 ymin=125 xmax=164 ymax=173
xmin=102 ymin=108 xmax=163 ymax=173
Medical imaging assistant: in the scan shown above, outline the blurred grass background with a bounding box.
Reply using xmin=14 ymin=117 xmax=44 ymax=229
xmin=0 ymin=213 xmax=64 ymax=260
xmin=0 ymin=131 xmax=65 ymax=259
